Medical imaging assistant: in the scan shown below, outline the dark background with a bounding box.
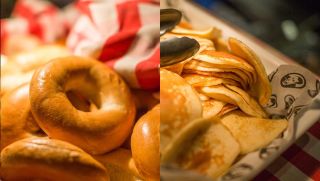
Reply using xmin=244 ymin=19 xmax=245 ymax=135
xmin=193 ymin=0 xmax=320 ymax=75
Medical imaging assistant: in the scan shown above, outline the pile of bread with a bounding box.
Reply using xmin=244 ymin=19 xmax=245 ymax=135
xmin=1 ymin=35 xmax=159 ymax=181
xmin=160 ymin=23 xmax=288 ymax=179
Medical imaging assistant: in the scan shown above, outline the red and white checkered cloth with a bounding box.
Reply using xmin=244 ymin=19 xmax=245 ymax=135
xmin=1 ymin=0 xmax=160 ymax=90
xmin=254 ymin=121 xmax=320 ymax=181
xmin=0 ymin=0 xmax=66 ymax=46
xmin=67 ymin=0 xmax=160 ymax=90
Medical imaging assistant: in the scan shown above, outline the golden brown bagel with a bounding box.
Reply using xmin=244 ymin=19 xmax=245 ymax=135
xmin=9 ymin=45 xmax=70 ymax=73
xmin=1 ymin=83 xmax=45 ymax=150
xmin=131 ymin=105 xmax=160 ymax=181
xmin=1 ymin=54 xmax=18 ymax=76
xmin=29 ymin=56 xmax=136 ymax=155
xmin=1 ymin=137 xmax=109 ymax=181
xmin=2 ymin=34 xmax=41 ymax=56
xmin=1 ymin=45 xmax=71 ymax=95
xmin=94 ymin=148 xmax=142 ymax=181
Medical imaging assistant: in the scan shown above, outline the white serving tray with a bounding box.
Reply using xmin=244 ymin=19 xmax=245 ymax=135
xmin=161 ymin=0 xmax=320 ymax=180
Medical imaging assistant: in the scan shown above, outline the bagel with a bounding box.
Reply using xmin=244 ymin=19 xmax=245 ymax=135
xmin=1 ymin=137 xmax=109 ymax=181
xmin=29 ymin=56 xmax=136 ymax=155
xmin=1 ymin=71 xmax=35 ymax=97
xmin=1 ymin=83 xmax=45 ymax=151
xmin=1 ymin=54 xmax=18 ymax=75
xmin=1 ymin=45 xmax=71 ymax=95
xmin=9 ymin=45 xmax=70 ymax=73
xmin=2 ymin=34 xmax=41 ymax=56
xmin=131 ymin=105 xmax=160 ymax=181
xmin=94 ymin=148 xmax=142 ymax=181
xmin=0 ymin=83 xmax=93 ymax=150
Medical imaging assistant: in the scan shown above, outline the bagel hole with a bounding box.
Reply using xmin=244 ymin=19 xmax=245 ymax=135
xmin=66 ymin=90 xmax=100 ymax=112
xmin=63 ymin=70 xmax=102 ymax=112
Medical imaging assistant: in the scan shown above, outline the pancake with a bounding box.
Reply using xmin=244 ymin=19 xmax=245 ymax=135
xmin=184 ymin=59 xmax=254 ymax=86
xmin=193 ymin=52 xmax=256 ymax=86
xmin=183 ymin=69 xmax=247 ymax=89
xmin=201 ymin=99 xmax=226 ymax=118
xmin=171 ymin=26 xmax=221 ymax=40
xmin=199 ymin=85 xmax=267 ymax=118
xmin=160 ymin=69 xmax=202 ymax=154
xmin=162 ymin=117 xmax=240 ymax=179
xmin=194 ymin=51 xmax=255 ymax=79
xmin=218 ymin=104 xmax=238 ymax=117
xmin=220 ymin=111 xmax=288 ymax=154
xmin=183 ymin=73 xmax=241 ymax=88
xmin=225 ymin=85 xmax=267 ymax=118
xmin=228 ymin=38 xmax=271 ymax=105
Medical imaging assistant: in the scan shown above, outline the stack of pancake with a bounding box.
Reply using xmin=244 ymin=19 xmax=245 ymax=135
xmin=160 ymin=24 xmax=288 ymax=179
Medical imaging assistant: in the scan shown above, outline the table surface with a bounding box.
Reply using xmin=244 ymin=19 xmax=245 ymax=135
xmin=254 ymin=121 xmax=320 ymax=181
